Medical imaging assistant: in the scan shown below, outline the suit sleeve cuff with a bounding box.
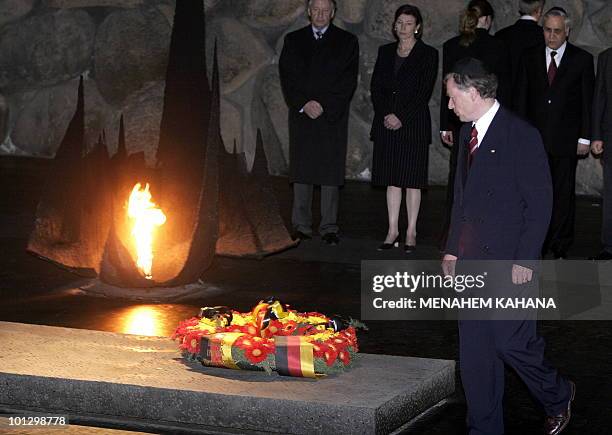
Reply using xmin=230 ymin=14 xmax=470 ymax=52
xmin=578 ymin=138 xmax=590 ymax=145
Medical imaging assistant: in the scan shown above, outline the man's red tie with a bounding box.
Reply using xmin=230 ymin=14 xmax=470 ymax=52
xmin=547 ymin=51 xmax=557 ymax=85
xmin=468 ymin=125 xmax=478 ymax=167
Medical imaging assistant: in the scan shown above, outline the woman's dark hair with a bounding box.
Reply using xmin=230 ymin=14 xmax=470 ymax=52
xmin=392 ymin=4 xmax=424 ymax=40
xmin=459 ymin=0 xmax=494 ymax=47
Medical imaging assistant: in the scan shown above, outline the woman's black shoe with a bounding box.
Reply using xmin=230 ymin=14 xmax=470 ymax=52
xmin=404 ymin=236 xmax=417 ymax=253
xmin=377 ymin=236 xmax=400 ymax=251
xmin=404 ymin=244 xmax=416 ymax=253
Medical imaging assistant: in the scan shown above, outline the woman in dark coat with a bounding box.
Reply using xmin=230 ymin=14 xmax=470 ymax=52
xmin=438 ymin=0 xmax=510 ymax=250
xmin=370 ymin=4 xmax=438 ymax=252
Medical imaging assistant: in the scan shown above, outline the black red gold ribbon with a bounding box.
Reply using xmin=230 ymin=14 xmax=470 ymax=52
xmin=199 ymin=333 xmax=241 ymax=369
xmin=274 ymin=336 xmax=316 ymax=378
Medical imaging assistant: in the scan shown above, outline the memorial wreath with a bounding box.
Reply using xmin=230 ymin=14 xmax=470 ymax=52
xmin=173 ymin=298 xmax=363 ymax=378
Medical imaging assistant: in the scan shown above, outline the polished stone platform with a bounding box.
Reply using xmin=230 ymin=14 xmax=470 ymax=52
xmin=0 ymin=322 xmax=455 ymax=434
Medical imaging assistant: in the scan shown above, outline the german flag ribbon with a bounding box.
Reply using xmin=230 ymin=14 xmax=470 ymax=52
xmin=199 ymin=333 xmax=242 ymax=369
xmin=274 ymin=336 xmax=316 ymax=378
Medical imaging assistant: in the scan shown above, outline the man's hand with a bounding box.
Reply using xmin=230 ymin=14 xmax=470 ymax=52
xmin=577 ymin=142 xmax=590 ymax=156
xmin=440 ymin=131 xmax=454 ymax=146
xmin=384 ymin=114 xmax=402 ymax=130
xmin=442 ymin=254 xmax=457 ymax=277
xmin=512 ymin=264 xmax=533 ymax=285
xmin=303 ymin=100 xmax=323 ymax=119
xmin=591 ymin=140 xmax=604 ymax=155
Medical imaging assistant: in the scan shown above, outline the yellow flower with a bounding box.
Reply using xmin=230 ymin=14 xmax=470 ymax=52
xmin=308 ymin=330 xmax=335 ymax=341
xmin=195 ymin=321 xmax=216 ymax=333
xmin=198 ymin=318 xmax=217 ymax=328
xmin=305 ymin=315 xmax=328 ymax=324
xmin=283 ymin=312 xmax=301 ymax=322
xmin=231 ymin=313 xmax=251 ymax=326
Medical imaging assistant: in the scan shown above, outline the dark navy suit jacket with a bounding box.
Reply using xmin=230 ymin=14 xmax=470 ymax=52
xmin=515 ymin=43 xmax=594 ymax=157
xmin=445 ymin=106 xmax=552 ymax=262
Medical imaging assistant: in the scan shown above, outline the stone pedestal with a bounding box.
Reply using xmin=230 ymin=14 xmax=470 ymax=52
xmin=0 ymin=322 xmax=455 ymax=434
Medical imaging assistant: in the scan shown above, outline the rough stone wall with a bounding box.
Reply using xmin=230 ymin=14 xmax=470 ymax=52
xmin=0 ymin=0 xmax=610 ymax=194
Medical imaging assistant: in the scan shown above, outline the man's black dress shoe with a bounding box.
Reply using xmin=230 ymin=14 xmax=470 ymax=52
xmin=377 ymin=236 xmax=399 ymax=251
xmin=544 ymin=380 xmax=575 ymax=435
xmin=291 ymin=230 xmax=311 ymax=241
xmin=588 ymin=251 xmax=612 ymax=261
xmin=322 ymin=233 xmax=339 ymax=246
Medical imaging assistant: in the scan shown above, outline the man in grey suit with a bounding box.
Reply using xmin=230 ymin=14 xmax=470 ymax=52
xmin=590 ymin=47 xmax=612 ymax=260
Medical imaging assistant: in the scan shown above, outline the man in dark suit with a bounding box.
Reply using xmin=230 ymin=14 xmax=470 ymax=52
xmin=589 ymin=47 xmax=612 ymax=261
xmin=495 ymin=0 xmax=546 ymax=103
xmin=515 ymin=7 xmax=595 ymax=259
xmin=278 ymin=0 xmax=359 ymax=246
xmin=442 ymin=58 xmax=574 ymax=435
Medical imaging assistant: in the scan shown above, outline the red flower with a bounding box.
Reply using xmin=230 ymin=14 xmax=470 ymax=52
xmin=331 ymin=336 xmax=349 ymax=350
xmin=244 ymin=339 xmax=272 ymax=364
xmin=262 ymin=339 xmax=275 ymax=353
xmin=172 ymin=317 xmax=200 ymax=340
xmin=234 ymin=335 xmax=273 ymax=357
xmin=340 ymin=328 xmax=358 ymax=347
xmin=323 ymin=343 xmax=339 ymax=366
xmin=241 ymin=323 xmax=260 ymax=337
xmin=338 ymin=349 xmax=351 ymax=365
xmin=262 ymin=320 xmax=283 ymax=338
xmin=234 ymin=335 xmax=256 ymax=350
xmin=312 ymin=341 xmax=329 ymax=358
xmin=180 ymin=330 xmax=207 ymax=354
xmin=279 ymin=320 xmax=297 ymax=335
xmin=297 ymin=325 xmax=318 ymax=336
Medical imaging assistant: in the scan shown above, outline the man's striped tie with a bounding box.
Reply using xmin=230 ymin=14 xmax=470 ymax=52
xmin=468 ymin=125 xmax=478 ymax=167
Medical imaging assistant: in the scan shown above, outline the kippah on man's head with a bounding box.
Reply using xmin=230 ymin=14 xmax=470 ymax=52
xmin=450 ymin=57 xmax=491 ymax=79
xmin=546 ymin=6 xmax=568 ymax=16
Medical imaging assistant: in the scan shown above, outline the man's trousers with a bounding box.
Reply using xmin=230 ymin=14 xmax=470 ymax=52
xmin=459 ymin=319 xmax=572 ymax=434
xmin=292 ymin=183 xmax=339 ymax=235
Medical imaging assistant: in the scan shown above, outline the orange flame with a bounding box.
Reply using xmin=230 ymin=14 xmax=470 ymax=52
xmin=127 ymin=183 xmax=166 ymax=279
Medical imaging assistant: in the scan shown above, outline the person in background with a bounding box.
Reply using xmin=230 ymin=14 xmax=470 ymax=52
xmin=515 ymin=7 xmax=594 ymax=259
xmin=370 ymin=4 xmax=438 ymax=253
xmin=495 ymin=0 xmax=546 ymax=105
xmin=278 ymin=0 xmax=359 ymax=246
xmin=438 ymin=0 xmax=510 ymax=251
xmin=589 ymin=46 xmax=612 ymax=261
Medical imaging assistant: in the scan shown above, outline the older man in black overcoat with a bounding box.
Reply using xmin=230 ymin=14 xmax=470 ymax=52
xmin=279 ymin=0 xmax=359 ymax=245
